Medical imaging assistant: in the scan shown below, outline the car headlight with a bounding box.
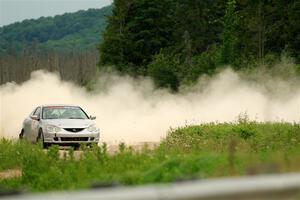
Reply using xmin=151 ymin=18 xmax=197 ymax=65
xmin=46 ymin=125 xmax=61 ymax=133
xmin=87 ymin=124 xmax=97 ymax=132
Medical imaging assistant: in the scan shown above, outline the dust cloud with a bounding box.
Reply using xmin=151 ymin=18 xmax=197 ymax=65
xmin=0 ymin=63 xmax=299 ymax=143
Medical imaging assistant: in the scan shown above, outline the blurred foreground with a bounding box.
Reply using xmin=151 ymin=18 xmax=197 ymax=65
xmin=2 ymin=173 xmax=300 ymax=200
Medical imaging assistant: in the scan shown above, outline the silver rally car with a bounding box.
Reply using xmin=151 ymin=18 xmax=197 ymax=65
xmin=19 ymin=104 xmax=100 ymax=148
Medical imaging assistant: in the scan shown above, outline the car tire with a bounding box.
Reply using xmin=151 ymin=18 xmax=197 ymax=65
xmin=74 ymin=144 xmax=80 ymax=151
xmin=37 ymin=129 xmax=48 ymax=149
xmin=19 ymin=129 xmax=24 ymax=140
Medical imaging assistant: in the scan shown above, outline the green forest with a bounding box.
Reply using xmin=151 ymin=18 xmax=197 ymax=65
xmin=0 ymin=6 xmax=111 ymax=55
xmin=99 ymin=0 xmax=300 ymax=91
xmin=1 ymin=0 xmax=299 ymax=89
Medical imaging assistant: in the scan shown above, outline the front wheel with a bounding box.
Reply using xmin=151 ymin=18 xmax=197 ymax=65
xmin=37 ymin=129 xmax=48 ymax=149
xmin=74 ymin=144 xmax=80 ymax=151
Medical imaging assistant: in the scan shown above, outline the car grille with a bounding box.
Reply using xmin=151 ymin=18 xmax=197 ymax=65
xmin=61 ymin=137 xmax=89 ymax=141
xmin=64 ymin=128 xmax=84 ymax=133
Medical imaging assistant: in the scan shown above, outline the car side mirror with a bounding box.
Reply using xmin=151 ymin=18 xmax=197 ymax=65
xmin=31 ymin=115 xmax=40 ymax=121
xmin=90 ymin=115 xmax=96 ymax=120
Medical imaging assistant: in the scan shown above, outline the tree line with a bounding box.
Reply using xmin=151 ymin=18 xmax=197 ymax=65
xmin=0 ymin=49 xmax=98 ymax=88
xmin=1 ymin=1 xmax=299 ymax=90
xmin=99 ymin=0 xmax=300 ymax=91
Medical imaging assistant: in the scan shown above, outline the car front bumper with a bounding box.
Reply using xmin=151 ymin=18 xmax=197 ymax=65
xmin=43 ymin=129 xmax=100 ymax=144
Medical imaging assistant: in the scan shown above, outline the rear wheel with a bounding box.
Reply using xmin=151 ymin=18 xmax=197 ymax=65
xmin=19 ymin=129 xmax=24 ymax=140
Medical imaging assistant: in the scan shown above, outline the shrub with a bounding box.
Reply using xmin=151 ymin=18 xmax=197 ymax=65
xmin=148 ymin=53 xmax=181 ymax=91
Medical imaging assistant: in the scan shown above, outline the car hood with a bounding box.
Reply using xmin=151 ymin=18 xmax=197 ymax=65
xmin=43 ymin=119 xmax=94 ymax=128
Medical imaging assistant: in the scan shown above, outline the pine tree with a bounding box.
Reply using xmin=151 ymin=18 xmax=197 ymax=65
xmin=221 ymin=0 xmax=238 ymax=65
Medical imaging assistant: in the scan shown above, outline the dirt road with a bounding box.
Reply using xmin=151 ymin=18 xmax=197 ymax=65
xmin=0 ymin=169 xmax=22 ymax=180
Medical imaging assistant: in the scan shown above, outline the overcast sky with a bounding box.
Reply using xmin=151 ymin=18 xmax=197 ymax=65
xmin=0 ymin=0 xmax=112 ymax=27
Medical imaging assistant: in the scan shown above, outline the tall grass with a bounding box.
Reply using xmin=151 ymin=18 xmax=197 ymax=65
xmin=0 ymin=121 xmax=299 ymax=192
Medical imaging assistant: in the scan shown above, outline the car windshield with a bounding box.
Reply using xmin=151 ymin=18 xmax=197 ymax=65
xmin=42 ymin=106 xmax=88 ymax=119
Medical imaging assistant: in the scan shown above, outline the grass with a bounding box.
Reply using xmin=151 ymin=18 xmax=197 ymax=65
xmin=0 ymin=120 xmax=300 ymax=192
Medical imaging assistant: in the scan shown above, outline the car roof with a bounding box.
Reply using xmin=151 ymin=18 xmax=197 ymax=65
xmin=40 ymin=104 xmax=80 ymax=108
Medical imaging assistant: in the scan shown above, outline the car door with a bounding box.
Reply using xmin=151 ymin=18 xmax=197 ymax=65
xmin=30 ymin=107 xmax=41 ymax=142
xmin=23 ymin=108 xmax=37 ymax=140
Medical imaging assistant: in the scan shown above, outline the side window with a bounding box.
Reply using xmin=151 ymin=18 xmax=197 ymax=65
xmin=33 ymin=107 xmax=41 ymax=117
xmin=30 ymin=108 xmax=37 ymax=116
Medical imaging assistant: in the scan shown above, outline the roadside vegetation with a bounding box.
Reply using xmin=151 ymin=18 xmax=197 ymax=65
xmin=1 ymin=118 xmax=299 ymax=192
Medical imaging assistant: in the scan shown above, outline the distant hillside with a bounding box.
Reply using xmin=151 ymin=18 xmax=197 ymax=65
xmin=0 ymin=5 xmax=112 ymax=54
